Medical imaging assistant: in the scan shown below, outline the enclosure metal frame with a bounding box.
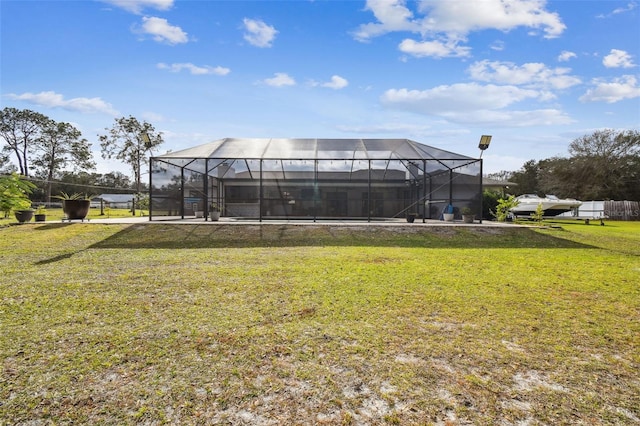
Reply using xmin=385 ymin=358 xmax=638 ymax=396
xmin=149 ymin=138 xmax=483 ymax=223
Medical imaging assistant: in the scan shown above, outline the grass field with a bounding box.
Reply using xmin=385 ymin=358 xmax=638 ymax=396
xmin=1 ymin=221 xmax=638 ymax=424
xmin=0 ymin=207 xmax=144 ymax=227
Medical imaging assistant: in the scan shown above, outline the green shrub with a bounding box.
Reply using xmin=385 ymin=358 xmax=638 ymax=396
xmin=0 ymin=173 xmax=35 ymax=217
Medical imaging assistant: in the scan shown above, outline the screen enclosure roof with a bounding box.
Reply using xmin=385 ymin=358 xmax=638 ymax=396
xmin=153 ymin=138 xmax=475 ymax=162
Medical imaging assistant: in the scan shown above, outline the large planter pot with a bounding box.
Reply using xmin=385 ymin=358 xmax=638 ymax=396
xmin=209 ymin=211 xmax=220 ymax=221
xmin=443 ymin=213 xmax=455 ymax=222
xmin=34 ymin=214 xmax=46 ymax=222
xmin=462 ymin=214 xmax=475 ymax=223
xmin=14 ymin=209 xmax=34 ymax=223
xmin=406 ymin=213 xmax=416 ymax=223
xmin=63 ymin=199 xmax=90 ymax=220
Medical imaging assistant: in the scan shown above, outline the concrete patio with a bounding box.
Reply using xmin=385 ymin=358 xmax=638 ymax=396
xmin=84 ymin=216 xmax=522 ymax=227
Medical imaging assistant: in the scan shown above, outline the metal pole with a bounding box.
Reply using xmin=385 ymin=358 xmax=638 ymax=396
xmin=420 ymin=160 xmax=427 ymax=223
xmin=449 ymin=169 xmax=453 ymax=206
xmin=367 ymin=160 xmax=371 ymax=222
xmin=148 ymin=160 xmax=153 ymax=221
xmin=479 ymin=159 xmax=483 ymax=224
xmin=314 ymin=159 xmax=318 ymax=222
xmin=259 ymin=159 xmax=263 ymax=222
xmin=204 ymin=159 xmax=209 ymax=221
xmin=180 ymin=167 xmax=185 ymax=219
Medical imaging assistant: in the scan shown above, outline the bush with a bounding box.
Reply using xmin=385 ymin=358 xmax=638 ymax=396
xmin=493 ymin=195 xmax=519 ymax=222
xmin=482 ymin=190 xmax=501 ymax=220
xmin=0 ymin=173 xmax=36 ymax=218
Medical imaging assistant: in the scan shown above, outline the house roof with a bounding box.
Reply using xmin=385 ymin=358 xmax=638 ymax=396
xmin=154 ymin=138 xmax=475 ymax=161
xmin=482 ymin=177 xmax=517 ymax=188
xmin=96 ymin=194 xmax=135 ymax=203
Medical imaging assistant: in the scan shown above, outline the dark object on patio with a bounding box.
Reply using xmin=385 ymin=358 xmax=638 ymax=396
xmin=63 ymin=199 xmax=90 ymax=221
xmin=14 ymin=209 xmax=34 ymax=224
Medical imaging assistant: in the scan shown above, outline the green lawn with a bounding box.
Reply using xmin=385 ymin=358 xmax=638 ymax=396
xmin=1 ymin=221 xmax=639 ymax=424
xmin=0 ymin=207 xmax=144 ymax=227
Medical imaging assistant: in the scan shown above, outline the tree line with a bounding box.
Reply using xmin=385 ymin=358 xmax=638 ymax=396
xmin=2 ymin=107 xmax=638 ymax=205
xmin=489 ymin=129 xmax=639 ymax=201
xmin=0 ymin=107 xmax=163 ymax=201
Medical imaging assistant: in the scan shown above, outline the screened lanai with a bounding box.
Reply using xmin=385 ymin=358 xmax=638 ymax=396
xmin=149 ymin=138 xmax=483 ymax=222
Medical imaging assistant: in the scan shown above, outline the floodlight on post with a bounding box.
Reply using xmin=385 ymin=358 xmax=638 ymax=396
xmin=477 ymin=135 xmax=492 ymax=225
xmin=478 ymin=135 xmax=492 ymax=158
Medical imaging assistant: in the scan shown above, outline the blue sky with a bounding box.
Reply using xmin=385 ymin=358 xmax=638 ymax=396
xmin=1 ymin=0 xmax=639 ymax=175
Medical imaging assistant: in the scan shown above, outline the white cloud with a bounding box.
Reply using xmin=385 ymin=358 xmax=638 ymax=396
xmin=382 ymin=83 xmax=541 ymax=113
xmin=141 ymin=111 xmax=168 ymax=123
xmin=398 ymin=38 xmax=471 ymax=58
xmin=140 ymin=16 xmax=188 ymax=45
xmin=7 ymin=91 xmax=119 ymax=115
xmin=459 ymin=109 xmax=573 ymax=127
xmin=102 ymin=0 xmax=173 ymax=14
xmin=417 ymin=0 xmax=565 ymax=38
xmin=603 ymin=49 xmax=636 ymax=68
xmin=597 ymin=1 xmax=637 ymax=18
xmin=263 ymin=73 xmax=296 ymax=87
xmin=321 ymin=75 xmax=349 ymax=90
xmin=353 ymin=0 xmax=566 ymax=57
xmin=157 ymin=62 xmax=230 ymax=76
xmin=336 ymin=122 xmax=433 ymax=134
xmin=558 ymin=51 xmax=577 ymax=62
xmin=380 ymin=83 xmax=572 ymax=126
xmin=490 ymin=40 xmax=505 ymax=51
xmin=243 ymin=18 xmax=278 ymax=48
xmin=468 ymin=60 xmax=581 ymax=89
xmin=352 ymin=0 xmax=422 ymax=41
xmin=612 ymin=2 xmax=637 ymax=14
xmin=579 ymin=75 xmax=640 ymax=103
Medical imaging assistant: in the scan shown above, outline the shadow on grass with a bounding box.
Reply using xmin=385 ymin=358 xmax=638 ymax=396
xmin=33 ymin=252 xmax=77 ymax=265
xmin=89 ymin=223 xmax=596 ymax=249
xmin=33 ymin=223 xmax=75 ymax=230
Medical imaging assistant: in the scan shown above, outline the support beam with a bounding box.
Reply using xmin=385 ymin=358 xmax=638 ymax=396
xmin=259 ymin=159 xmax=263 ymax=222
xmin=479 ymin=159 xmax=484 ymax=224
xmin=367 ymin=160 xmax=371 ymax=222
xmin=422 ymin=159 xmax=427 ymax=223
xmin=148 ymin=160 xmax=153 ymax=221
xmin=204 ymin=159 xmax=209 ymax=221
xmin=313 ymin=160 xmax=318 ymax=222
xmin=448 ymin=169 xmax=453 ymax=206
xmin=180 ymin=167 xmax=185 ymax=219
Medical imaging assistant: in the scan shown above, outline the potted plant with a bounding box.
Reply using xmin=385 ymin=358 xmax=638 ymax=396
xmin=406 ymin=212 xmax=417 ymax=223
xmin=34 ymin=205 xmax=47 ymax=222
xmin=442 ymin=204 xmax=455 ymax=222
xmin=13 ymin=198 xmax=34 ymax=224
xmin=209 ymin=203 xmax=220 ymax=221
xmin=54 ymin=192 xmax=93 ymax=221
xmin=461 ymin=207 xmax=475 ymax=223
xmin=1 ymin=173 xmax=36 ymax=222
